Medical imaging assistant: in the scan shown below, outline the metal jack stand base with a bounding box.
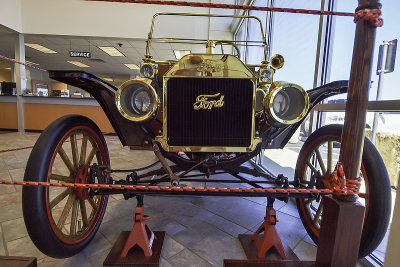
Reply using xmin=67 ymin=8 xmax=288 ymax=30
xmin=104 ymin=196 xmax=165 ymax=266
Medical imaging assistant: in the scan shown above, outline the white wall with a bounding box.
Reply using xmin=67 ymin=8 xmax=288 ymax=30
xmin=0 ymin=0 xmax=22 ymax=32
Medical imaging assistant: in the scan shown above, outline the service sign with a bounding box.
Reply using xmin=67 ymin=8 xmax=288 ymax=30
xmin=69 ymin=51 xmax=91 ymax=58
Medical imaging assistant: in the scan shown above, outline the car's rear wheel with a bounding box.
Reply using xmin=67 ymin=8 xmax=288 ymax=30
xmin=22 ymin=115 xmax=109 ymax=258
xmin=295 ymin=124 xmax=391 ymax=258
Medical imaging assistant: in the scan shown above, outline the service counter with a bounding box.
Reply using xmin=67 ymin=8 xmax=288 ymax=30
xmin=0 ymin=96 xmax=115 ymax=133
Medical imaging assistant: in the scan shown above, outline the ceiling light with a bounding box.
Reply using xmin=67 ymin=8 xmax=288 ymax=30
xmin=26 ymin=60 xmax=39 ymax=66
xmin=98 ymin=46 xmax=125 ymax=57
xmin=67 ymin=61 xmax=90 ymax=68
xmin=103 ymin=78 xmax=113 ymax=82
xmin=173 ymin=50 xmax=191 ymax=60
xmin=5 ymin=67 xmax=11 ymax=70
xmin=25 ymin=43 xmax=57 ymax=53
xmin=124 ymin=63 xmax=139 ymax=70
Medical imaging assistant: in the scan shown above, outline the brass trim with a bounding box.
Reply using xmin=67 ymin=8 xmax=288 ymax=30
xmin=115 ymin=78 xmax=160 ymax=122
xmin=146 ymin=12 xmax=268 ymax=60
xmin=164 ymin=54 xmax=255 ymax=78
xmin=263 ymin=82 xmax=309 ymax=125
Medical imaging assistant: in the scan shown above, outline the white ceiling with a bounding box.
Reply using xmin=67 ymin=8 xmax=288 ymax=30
xmin=0 ymin=24 xmax=235 ymax=76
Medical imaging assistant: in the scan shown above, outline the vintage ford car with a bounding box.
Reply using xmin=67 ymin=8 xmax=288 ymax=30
xmin=22 ymin=13 xmax=390 ymax=259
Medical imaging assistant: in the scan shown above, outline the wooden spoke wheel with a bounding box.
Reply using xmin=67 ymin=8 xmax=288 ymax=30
xmin=295 ymin=124 xmax=391 ymax=258
xmin=23 ymin=115 xmax=109 ymax=258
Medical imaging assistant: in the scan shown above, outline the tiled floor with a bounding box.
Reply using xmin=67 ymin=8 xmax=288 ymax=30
xmin=0 ymin=131 xmax=383 ymax=266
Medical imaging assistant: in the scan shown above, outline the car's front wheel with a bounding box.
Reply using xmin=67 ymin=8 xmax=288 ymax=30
xmin=295 ymin=124 xmax=391 ymax=258
xmin=22 ymin=115 xmax=109 ymax=258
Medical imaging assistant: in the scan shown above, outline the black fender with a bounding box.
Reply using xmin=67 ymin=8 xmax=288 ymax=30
xmin=262 ymin=80 xmax=349 ymax=149
xmin=48 ymin=71 xmax=150 ymax=146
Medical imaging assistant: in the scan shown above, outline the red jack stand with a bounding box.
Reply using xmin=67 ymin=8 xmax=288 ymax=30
xmin=250 ymin=198 xmax=286 ymax=259
xmin=103 ymin=196 xmax=165 ymax=266
xmin=121 ymin=205 xmax=154 ymax=257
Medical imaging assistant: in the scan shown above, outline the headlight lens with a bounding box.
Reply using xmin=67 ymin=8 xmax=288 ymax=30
xmin=272 ymin=90 xmax=290 ymax=116
xmin=140 ymin=63 xmax=155 ymax=78
xmin=259 ymin=69 xmax=273 ymax=83
xmin=115 ymin=78 xmax=159 ymax=122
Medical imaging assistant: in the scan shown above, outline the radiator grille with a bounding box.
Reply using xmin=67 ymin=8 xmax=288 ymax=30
xmin=166 ymin=78 xmax=254 ymax=147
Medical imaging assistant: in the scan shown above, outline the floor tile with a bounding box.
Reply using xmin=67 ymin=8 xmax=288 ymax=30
xmin=61 ymin=251 xmax=92 ymax=267
xmin=161 ymin=235 xmax=185 ymax=259
xmin=205 ymin=215 xmax=248 ymax=237
xmin=89 ymin=247 xmax=111 ymax=267
xmin=153 ymin=219 xmax=186 ymax=236
xmin=0 ymin=203 xmax=23 ymax=223
xmin=274 ymin=211 xmax=308 ymax=249
xmin=82 ymin=232 xmax=112 ymax=257
xmin=168 ymin=248 xmax=213 ymax=267
xmin=160 ymin=257 xmax=174 ymax=267
xmin=37 ymin=257 xmax=67 ymax=267
xmin=1 ymin=217 xmax=28 ymax=242
xmin=278 ymin=199 xmax=301 ymax=218
xmin=189 ymin=237 xmax=246 ymax=266
xmin=293 ymin=240 xmax=317 ymax=261
xmin=0 ymin=191 xmax=22 ymax=206
xmin=0 ymin=225 xmax=6 ymax=256
xmin=6 ymin=236 xmax=46 ymax=260
xmin=99 ymin=215 xmax=134 ymax=244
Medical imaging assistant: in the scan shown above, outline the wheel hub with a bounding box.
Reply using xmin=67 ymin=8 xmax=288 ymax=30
xmin=74 ymin=164 xmax=91 ymax=200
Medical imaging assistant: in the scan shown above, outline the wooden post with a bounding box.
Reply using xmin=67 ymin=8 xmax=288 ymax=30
xmin=339 ymin=0 xmax=381 ymax=190
xmin=316 ymin=196 xmax=365 ymax=267
xmin=316 ymin=1 xmax=381 ymax=266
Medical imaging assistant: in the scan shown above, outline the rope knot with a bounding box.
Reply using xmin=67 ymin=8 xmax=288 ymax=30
xmin=354 ymin=9 xmax=383 ymax=27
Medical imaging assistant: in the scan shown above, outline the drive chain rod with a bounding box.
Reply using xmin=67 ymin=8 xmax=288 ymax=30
xmin=0 ymin=179 xmax=360 ymax=195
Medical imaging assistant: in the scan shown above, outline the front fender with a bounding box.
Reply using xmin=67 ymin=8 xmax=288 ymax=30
xmin=263 ymin=80 xmax=348 ymax=149
xmin=48 ymin=71 xmax=150 ymax=147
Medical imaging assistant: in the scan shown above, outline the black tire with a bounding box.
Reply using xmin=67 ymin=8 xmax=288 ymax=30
xmin=22 ymin=115 xmax=109 ymax=258
xmin=295 ymin=124 xmax=391 ymax=258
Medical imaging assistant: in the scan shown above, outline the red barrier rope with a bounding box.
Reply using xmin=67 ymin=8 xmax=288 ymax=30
xmin=87 ymin=0 xmax=383 ymax=27
xmin=0 ymin=54 xmax=47 ymax=72
xmin=87 ymin=0 xmax=355 ymax=17
xmin=0 ymin=146 xmax=34 ymax=153
xmin=0 ymin=179 xmax=341 ymax=195
xmin=0 ymin=133 xmax=114 ymax=154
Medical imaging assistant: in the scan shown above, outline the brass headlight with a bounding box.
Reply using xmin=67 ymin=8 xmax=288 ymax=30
xmin=263 ymin=82 xmax=309 ymax=125
xmin=140 ymin=62 xmax=156 ymax=78
xmin=115 ymin=78 xmax=160 ymax=122
xmin=270 ymin=54 xmax=284 ymax=69
xmin=259 ymin=68 xmax=274 ymax=84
